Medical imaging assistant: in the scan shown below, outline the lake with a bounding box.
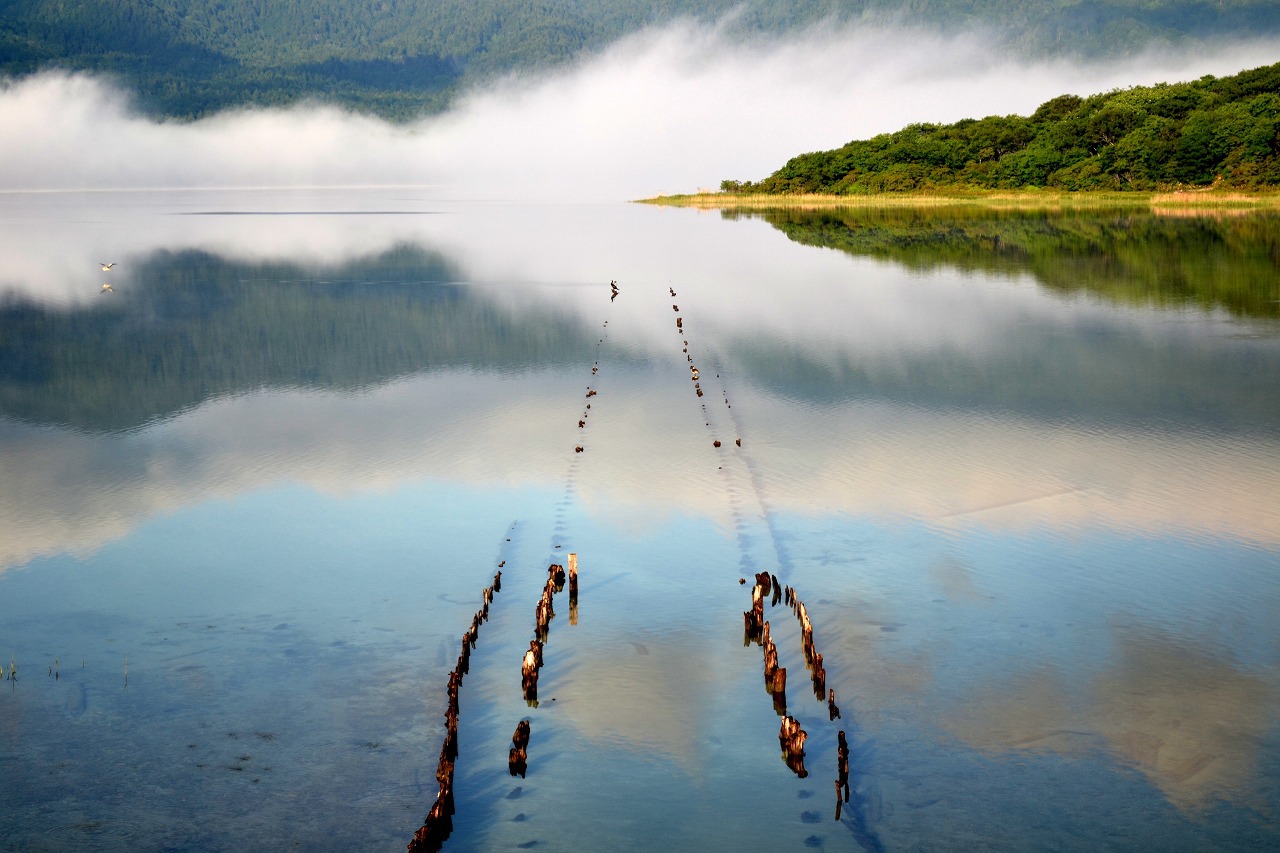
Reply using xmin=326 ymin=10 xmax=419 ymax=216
xmin=1 ymin=189 xmax=1278 ymax=851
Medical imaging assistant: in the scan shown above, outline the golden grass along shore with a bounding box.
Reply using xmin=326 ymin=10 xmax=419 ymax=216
xmin=637 ymin=190 xmax=1280 ymax=212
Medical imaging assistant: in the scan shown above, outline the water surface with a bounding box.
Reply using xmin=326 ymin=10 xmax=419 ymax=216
xmin=1 ymin=190 xmax=1277 ymax=851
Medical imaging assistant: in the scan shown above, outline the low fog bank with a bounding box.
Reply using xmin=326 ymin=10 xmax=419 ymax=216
xmin=1 ymin=21 xmax=1279 ymax=199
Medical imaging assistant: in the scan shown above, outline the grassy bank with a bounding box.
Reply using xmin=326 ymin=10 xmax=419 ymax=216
xmin=636 ymin=190 xmax=1280 ymax=212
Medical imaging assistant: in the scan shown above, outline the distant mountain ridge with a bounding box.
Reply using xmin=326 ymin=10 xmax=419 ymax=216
xmin=3 ymin=0 xmax=1280 ymax=119
xmin=723 ymin=61 xmax=1280 ymax=192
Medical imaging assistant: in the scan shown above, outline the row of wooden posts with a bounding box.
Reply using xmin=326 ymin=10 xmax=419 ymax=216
xmin=414 ymin=281 xmax=598 ymax=847
xmin=521 ymin=554 xmax=578 ymax=704
xmin=414 ymin=279 xmax=862 ymax=848
xmin=743 ymin=572 xmax=851 ymax=819
xmin=670 ymin=290 xmax=741 ymax=458
xmin=678 ymin=285 xmax=847 ymax=809
xmin=408 ymin=568 xmax=503 ymax=853
xmin=407 ymin=549 xmax=585 ymax=849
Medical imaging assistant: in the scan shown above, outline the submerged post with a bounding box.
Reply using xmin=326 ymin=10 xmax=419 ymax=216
xmin=568 ymin=552 xmax=579 ymax=616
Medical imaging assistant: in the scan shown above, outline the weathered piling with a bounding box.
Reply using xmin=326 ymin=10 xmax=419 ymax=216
xmin=535 ymin=598 xmax=552 ymax=644
xmin=742 ymin=582 xmax=765 ymax=644
xmin=409 ymin=791 xmax=452 ymax=853
xmin=522 ymin=646 xmax=539 ymax=701
xmin=509 ymin=744 xmax=528 ymax=778
xmin=509 ymin=720 xmax=531 ymax=778
xmin=770 ymin=665 xmax=787 ymax=697
xmin=779 ymin=715 xmax=808 ymax=778
xmin=743 ymin=605 xmax=763 ymax=644
xmin=765 ymin=631 xmax=787 ymax=711
xmin=828 ymin=689 xmax=841 ymax=721
xmin=837 ymin=730 xmax=851 ymax=804
xmin=568 ymin=553 xmax=579 ymax=624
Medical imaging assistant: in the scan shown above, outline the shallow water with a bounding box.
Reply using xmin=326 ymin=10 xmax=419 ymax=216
xmin=0 ymin=189 xmax=1278 ymax=851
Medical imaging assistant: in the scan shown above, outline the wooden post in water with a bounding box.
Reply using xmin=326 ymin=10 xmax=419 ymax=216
xmin=568 ymin=552 xmax=579 ymax=617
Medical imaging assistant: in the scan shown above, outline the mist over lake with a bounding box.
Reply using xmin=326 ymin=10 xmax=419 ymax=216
xmin=3 ymin=21 xmax=1280 ymax=199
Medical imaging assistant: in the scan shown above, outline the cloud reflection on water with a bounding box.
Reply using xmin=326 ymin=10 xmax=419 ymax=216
xmin=556 ymin=635 xmax=715 ymax=772
xmin=2 ymin=193 xmax=1278 ymax=574
xmin=944 ymin=623 xmax=1279 ymax=812
xmin=3 ymin=369 xmax=1277 ymax=574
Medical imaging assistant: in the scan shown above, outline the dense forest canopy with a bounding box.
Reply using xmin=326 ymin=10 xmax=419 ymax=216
xmin=3 ymin=0 xmax=1280 ymax=119
xmin=722 ymin=61 xmax=1280 ymax=192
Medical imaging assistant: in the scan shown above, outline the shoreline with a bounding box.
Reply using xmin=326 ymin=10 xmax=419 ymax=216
xmin=635 ymin=190 xmax=1280 ymax=212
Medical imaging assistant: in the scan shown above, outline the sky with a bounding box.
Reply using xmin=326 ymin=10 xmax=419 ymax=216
xmin=1 ymin=20 xmax=1280 ymax=199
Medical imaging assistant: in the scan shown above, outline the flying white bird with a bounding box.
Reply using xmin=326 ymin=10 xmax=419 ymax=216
xmin=100 ymin=262 xmax=115 ymax=271
xmin=100 ymin=283 xmax=113 ymax=293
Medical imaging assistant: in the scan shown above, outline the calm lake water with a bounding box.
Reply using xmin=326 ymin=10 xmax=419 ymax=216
xmin=1 ymin=189 xmax=1278 ymax=851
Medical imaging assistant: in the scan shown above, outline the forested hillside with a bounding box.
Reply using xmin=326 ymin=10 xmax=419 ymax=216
xmin=724 ymin=62 xmax=1280 ymax=193
xmin=2 ymin=0 xmax=1280 ymax=119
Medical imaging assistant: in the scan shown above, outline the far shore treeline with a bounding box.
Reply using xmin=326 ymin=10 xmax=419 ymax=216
xmin=5 ymin=1 xmax=1280 ymax=120
xmin=722 ymin=62 xmax=1280 ymax=194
